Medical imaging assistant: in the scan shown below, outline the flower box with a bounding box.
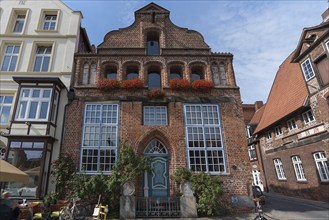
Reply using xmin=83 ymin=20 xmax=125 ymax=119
xmin=148 ymin=89 xmax=165 ymax=99
xmin=122 ymin=78 xmax=144 ymax=90
xmin=191 ymin=80 xmax=214 ymax=92
xmin=97 ymin=78 xmax=120 ymax=90
xmin=169 ymin=78 xmax=190 ymax=91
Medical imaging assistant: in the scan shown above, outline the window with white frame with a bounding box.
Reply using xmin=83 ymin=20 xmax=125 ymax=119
xmin=13 ymin=14 xmax=26 ymax=33
xmin=1 ymin=45 xmax=20 ymax=72
xmin=0 ymin=96 xmax=13 ymax=124
xmin=266 ymin=131 xmax=272 ymax=141
xmin=248 ymin=145 xmax=257 ymax=161
xmin=184 ymin=104 xmax=226 ymax=173
xmin=302 ymin=109 xmax=315 ymax=125
xmin=275 ymin=125 xmax=282 ymax=137
xmin=43 ymin=15 xmax=57 ymax=30
xmin=16 ymin=88 xmax=52 ymax=121
xmin=81 ymin=104 xmax=119 ymax=173
xmin=292 ymin=156 xmax=307 ymax=181
xmin=313 ymin=152 xmax=329 ymax=182
xmin=33 ymin=46 xmax=52 ymax=72
xmin=301 ymin=59 xmax=315 ymax=81
xmin=274 ymin=158 xmax=286 ymax=180
xmin=143 ymin=106 xmax=167 ymax=125
xmin=287 ymin=118 xmax=297 ymax=131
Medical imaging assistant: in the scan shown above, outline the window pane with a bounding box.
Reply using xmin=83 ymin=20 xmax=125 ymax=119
xmin=18 ymin=101 xmax=27 ymax=118
xmin=1 ymin=56 xmax=11 ymax=71
xmin=32 ymin=90 xmax=40 ymax=98
xmin=33 ymin=57 xmax=42 ymax=72
xmin=39 ymin=102 xmax=49 ymax=119
xmin=42 ymin=57 xmax=50 ymax=72
xmin=28 ymin=102 xmax=38 ymax=119
xmin=148 ymin=73 xmax=161 ymax=89
xmin=0 ymin=106 xmax=11 ymax=124
xmin=8 ymin=56 xmax=17 ymax=71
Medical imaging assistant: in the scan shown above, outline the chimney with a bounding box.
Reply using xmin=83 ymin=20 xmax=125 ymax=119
xmin=254 ymin=101 xmax=264 ymax=110
xmin=322 ymin=8 xmax=329 ymax=22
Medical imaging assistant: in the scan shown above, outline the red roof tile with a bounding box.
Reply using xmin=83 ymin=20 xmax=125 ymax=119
xmin=250 ymin=104 xmax=266 ymax=125
xmin=254 ymin=52 xmax=308 ymax=133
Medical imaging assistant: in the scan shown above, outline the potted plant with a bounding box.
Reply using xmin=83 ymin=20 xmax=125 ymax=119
xmin=96 ymin=78 xmax=120 ymax=90
xmin=121 ymin=78 xmax=144 ymax=90
xmin=169 ymin=78 xmax=190 ymax=91
xmin=148 ymin=89 xmax=165 ymax=99
xmin=191 ymin=80 xmax=214 ymax=92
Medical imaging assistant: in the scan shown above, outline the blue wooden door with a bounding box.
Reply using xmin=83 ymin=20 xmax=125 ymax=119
xmin=148 ymin=157 xmax=169 ymax=197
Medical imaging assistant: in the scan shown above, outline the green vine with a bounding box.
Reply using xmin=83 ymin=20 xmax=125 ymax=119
xmin=172 ymin=167 xmax=225 ymax=216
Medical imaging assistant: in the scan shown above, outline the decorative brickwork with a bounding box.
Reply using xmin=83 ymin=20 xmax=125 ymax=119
xmin=62 ymin=3 xmax=251 ymax=210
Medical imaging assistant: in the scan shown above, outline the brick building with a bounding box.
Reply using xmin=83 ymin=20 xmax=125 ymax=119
xmin=253 ymin=9 xmax=329 ymax=201
xmin=62 ymin=2 xmax=251 ymax=209
xmin=242 ymin=102 xmax=267 ymax=192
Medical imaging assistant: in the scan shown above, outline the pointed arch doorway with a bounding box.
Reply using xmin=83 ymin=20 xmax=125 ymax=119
xmin=143 ymin=139 xmax=169 ymax=197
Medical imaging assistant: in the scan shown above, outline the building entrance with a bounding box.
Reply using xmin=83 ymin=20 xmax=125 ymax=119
xmin=143 ymin=139 xmax=169 ymax=197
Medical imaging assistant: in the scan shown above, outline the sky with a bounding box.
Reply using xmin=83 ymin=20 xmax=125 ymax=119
xmin=63 ymin=0 xmax=328 ymax=104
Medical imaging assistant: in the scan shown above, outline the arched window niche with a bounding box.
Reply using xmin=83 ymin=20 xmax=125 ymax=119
xmin=191 ymin=65 xmax=205 ymax=81
xmin=104 ymin=64 xmax=118 ymax=80
xmin=169 ymin=66 xmax=183 ymax=79
xmin=82 ymin=62 xmax=97 ymax=85
xmin=147 ymin=65 xmax=161 ymax=89
xmin=146 ymin=31 xmax=160 ymax=56
xmin=126 ymin=65 xmax=139 ymax=80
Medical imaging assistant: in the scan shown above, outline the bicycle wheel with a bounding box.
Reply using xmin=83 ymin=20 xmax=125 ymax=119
xmin=73 ymin=205 xmax=87 ymax=220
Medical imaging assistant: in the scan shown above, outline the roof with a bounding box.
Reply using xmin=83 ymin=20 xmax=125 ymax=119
xmin=254 ymin=52 xmax=308 ymax=133
xmin=250 ymin=104 xmax=266 ymax=125
xmin=13 ymin=77 xmax=66 ymax=89
xmin=292 ymin=21 xmax=329 ymax=62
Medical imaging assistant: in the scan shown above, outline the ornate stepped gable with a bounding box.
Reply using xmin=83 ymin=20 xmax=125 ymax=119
xmin=98 ymin=3 xmax=210 ymax=54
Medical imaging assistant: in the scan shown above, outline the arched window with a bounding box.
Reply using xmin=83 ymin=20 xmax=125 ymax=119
xmin=126 ymin=65 xmax=139 ymax=79
xmin=144 ymin=139 xmax=167 ymax=154
xmin=169 ymin=66 xmax=182 ymax=79
xmin=148 ymin=65 xmax=161 ymax=89
xmin=104 ymin=65 xmax=117 ymax=80
xmin=90 ymin=63 xmax=96 ymax=84
xmin=191 ymin=66 xmax=204 ymax=80
xmin=82 ymin=62 xmax=96 ymax=85
xmin=147 ymin=31 xmax=160 ymax=56
xmin=82 ymin=63 xmax=89 ymax=85
xmin=219 ymin=63 xmax=227 ymax=85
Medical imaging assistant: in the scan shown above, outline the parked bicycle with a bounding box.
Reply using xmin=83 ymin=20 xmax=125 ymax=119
xmin=253 ymin=196 xmax=267 ymax=220
xmin=60 ymin=197 xmax=87 ymax=220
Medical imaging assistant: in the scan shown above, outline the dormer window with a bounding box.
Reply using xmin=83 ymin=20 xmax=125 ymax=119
xmin=104 ymin=65 xmax=117 ymax=80
xmin=147 ymin=31 xmax=160 ymax=55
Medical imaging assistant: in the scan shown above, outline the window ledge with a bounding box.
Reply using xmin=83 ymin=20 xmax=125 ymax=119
xmin=35 ymin=29 xmax=58 ymax=33
xmin=296 ymin=180 xmax=308 ymax=183
xmin=278 ymin=179 xmax=287 ymax=182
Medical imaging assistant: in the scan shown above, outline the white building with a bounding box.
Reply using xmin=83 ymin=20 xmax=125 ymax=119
xmin=0 ymin=0 xmax=91 ymax=198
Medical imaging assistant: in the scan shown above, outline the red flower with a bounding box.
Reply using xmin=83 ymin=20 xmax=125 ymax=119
xmin=148 ymin=89 xmax=165 ymax=98
xmin=122 ymin=78 xmax=144 ymax=90
xmin=97 ymin=78 xmax=120 ymax=90
xmin=169 ymin=78 xmax=190 ymax=91
xmin=191 ymin=80 xmax=214 ymax=92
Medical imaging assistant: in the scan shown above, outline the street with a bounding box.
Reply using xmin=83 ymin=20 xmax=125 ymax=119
xmin=261 ymin=193 xmax=329 ymax=220
xmin=218 ymin=192 xmax=329 ymax=220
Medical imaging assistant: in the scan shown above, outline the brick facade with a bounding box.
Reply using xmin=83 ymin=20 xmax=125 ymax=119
xmin=62 ymin=3 xmax=250 ymax=206
xmin=254 ymin=11 xmax=329 ymax=202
